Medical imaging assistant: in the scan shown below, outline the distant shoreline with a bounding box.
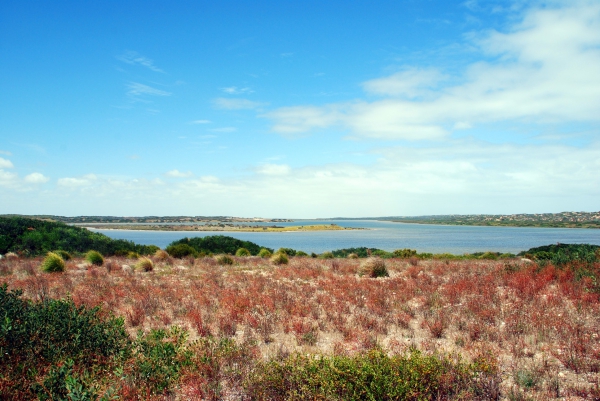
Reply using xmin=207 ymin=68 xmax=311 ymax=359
xmin=83 ymin=223 xmax=366 ymax=232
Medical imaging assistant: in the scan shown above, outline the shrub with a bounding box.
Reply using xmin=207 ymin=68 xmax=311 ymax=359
xmin=479 ymin=252 xmax=499 ymax=260
xmin=5 ymin=252 xmax=18 ymax=259
xmin=347 ymin=253 xmax=359 ymax=259
xmin=165 ymin=243 xmax=198 ymax=258
xmin=85 ymin=250 xmax=104 ymax=266
xmin=319 ymin=251 xmax=334 ymax=259
xmin=276 ymin=247 xmax=297 ymax=256
xmin=270 ymin=252 xmax=289 ymax=265
xmin=258 ymin=248 xmax=272 ymax=258
xmin=168 ymin=235 xmax=269 ymax=256
xmin=296 ymin=251 xmax=308 ymax=257
xmin=358 ymin=257 xmax=388 ymax=278
xmin=215 ymin=254 xmax=234 ymax=265
xmin=135 ymin=257 xmax=154 ymax=272
xmin=127 ymin=251 xmax=140 ymax=259
xmin=40 ymin=252 xmax=65 ymax=273
xmin=54 ymin=250 xmax=72 ymax=261
xmin=393 ymin=248 xmax=418 ymax=258
xmin=236 ymin=248 xmax=251 ymax=257
xmin=153 ymin=249 xmax=170 ymax=261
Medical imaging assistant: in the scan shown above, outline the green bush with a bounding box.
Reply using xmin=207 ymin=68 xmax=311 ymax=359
xmin=236 ymin=248 xmax=251 ymax=257
xmin=215 ymin=254 xmax=234 ymax=265
xmin=54 ymin=250 xmax=72 ymax=261
xmin=40 ymin=252 xmax=65 ymax=273
xmin=166 ymin=243 xmax=198 ymax=258
xmin=135 ymin=257 xmax=154 ymax=272
xmin=270 ymin=252 xmax=289 ymax=265
xmin=276 ymin=247 xmax=297 ymax=256
xmin=296 ymin=251 xmax=308 ymax=257
xmin=393 ymin=248 xmax=418 ymax=258
xmin=85 ymin=250 xmax=104 ymax=266
xmin=358 ymin=257 xmax=389 ymax=278
xmin=319 ymin=251 xmax=334 ymax=259
xmin=0 ymin=284 xmax=130 ymax=399
xmin=258 ymin=248 xmax=272 ymax=258
xmin=244 ymin=349 xmax=500 ymax=400
xmin=168 ymin=235 xmax=270 ymax=256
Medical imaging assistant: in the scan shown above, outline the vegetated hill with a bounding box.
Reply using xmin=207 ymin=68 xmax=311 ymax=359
xmin=168 ymin=235 xmax=272 ymax=256
xmin=0 ymin=216 xmax=159 ymax=256
xmin=519 ymin=243 xmax=600 ymax=265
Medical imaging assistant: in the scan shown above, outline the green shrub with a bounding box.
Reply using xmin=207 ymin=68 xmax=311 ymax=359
xmin=244 ymin=349 xmax=500 ymax=400
xmin=85 ymin=250 xmax=104 ymax=266
xmin=127 ymin=251 xmax=140 ymax=259
xmin=135 ymin=257 xmax=154 ymax=272
xmin=40 ymin=252 xmax=65 ymax=273
xmin=270 ymin=252 xmax=289 ymax=265
xmin=393 ymin=248 xmax=418 ymax=258
xmin=165 ymin=243 xmax=198 ymax=258
xmin=154 ymin=249 xmax=170 ymax=261
xmin=347 ymin=253 xmax=359 ymax=259
xmin=168 ymin=235 xmax=270 ymax=256
xmin=54 ymin=250 xmax=72 ymax=261
xmin=215 ymin=254 xmax=234 ymax=265
xmin=296 ymin=251 xmax=308 ymax=257
xmin=276 ymin=247 xmax=297 ymax=256
xmin=358 ymin=257 xmax=388 ymax=278
xmin=236 ymin=248 xmax=251 ymax=257
xmin=258 ymin=248 xmax=272 ymax=258
xmin=319 ymin=251 xmax=334 ymax=259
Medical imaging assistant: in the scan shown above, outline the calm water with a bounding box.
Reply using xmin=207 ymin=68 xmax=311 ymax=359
xmin=89 ymin=219 xmax=600 ymax=254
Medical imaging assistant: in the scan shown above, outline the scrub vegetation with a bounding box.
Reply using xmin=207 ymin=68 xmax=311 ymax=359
xmin=1 ymin=243 xmax=599 ymax=399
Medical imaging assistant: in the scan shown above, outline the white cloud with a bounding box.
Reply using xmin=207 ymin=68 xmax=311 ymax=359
xmin=256 ymin=164 xmax=291 ymax=176
xmin=58 ymin=174 xmax=97 ymax=187
xmin=221 ymin=86 xmax=253 ymax=95
xmin=127 ymin=82 xmax=171 ymax=97
xmin=0 ymin=169 xmax=17 ymax=187
xmin=0 ymin=157 xmax=14 ymax=169
xmin=117 ymin=51 xmax=164 ymax=73
xmin=191 ymin=119 xmax=211 ymax=124
xmin=0 ymin=150 xmax=11 ymax=156
xmin=209 ymin=127 xmax=236 ymax=133
xmin=213 ymin=98 xmax=265 ymax=110
xmin=265 ymin=1 xmax=600 ymax=140
xmin=24 ymin=173 xmax=49 ymax=184
xmin=165 ymin=169 xmax=193 ymax=178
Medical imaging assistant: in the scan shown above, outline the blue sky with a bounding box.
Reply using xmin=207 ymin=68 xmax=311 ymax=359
xmin=1 ymin=0 xmax=599 ymax=218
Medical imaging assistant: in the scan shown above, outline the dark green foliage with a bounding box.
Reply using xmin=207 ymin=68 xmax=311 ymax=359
xmin=332 ymin=247 xmax=382 ymax=258
xmin=276 ymin=247 xmax=297 ymax=256
xmin=518 ymin=243 xmax=600 ymax=266
xmin=165 ymin=243 xmax=198 ymax=258
xmin=0 ymin=216 xmax=159 ymax=256
xmin=393 ymin=248 xmax=418 ymax=258
xmin=40 ymin=252 xmax=65 ymax=273
xmin=169 ymin=235 xmax=271 ymax=256
xmin=0 ymin=284 xmax=130 ymax=399
xmin=295 ymin=251 xmax=308 ymax=257
xmin=245 ymin=349 xmax=500 ymax=401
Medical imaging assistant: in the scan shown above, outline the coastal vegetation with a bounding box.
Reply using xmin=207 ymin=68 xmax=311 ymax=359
xmin=1 ymin=248 xmax=599 ymax=399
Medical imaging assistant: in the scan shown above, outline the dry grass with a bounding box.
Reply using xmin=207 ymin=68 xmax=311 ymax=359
xmin=1 ymin=255 xmax=599 ymax=399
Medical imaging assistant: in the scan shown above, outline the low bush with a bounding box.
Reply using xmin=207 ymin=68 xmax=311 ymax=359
xmin=85 ymin=250 xmax=104 ymax=266
xmin=166 ymin=243 xmax=198 ymax=258
xmin=236 ymin=248 xmax=251 ymax=257
xmin=135 ymin=257 xmax=154 ymax=272
xmin=40 ymin=252 xmax=65 ymax=273
xmin=244 ymin=349 xmax=500 ymax=400
xmin=393 ymin=248 xmax=418 ymax=258
xmin=215 ymin=254 xmax=234 ymax=265
xmin=358 ymin=257 xmax=388 ymax=278
xmin=347 ymin=253 xmax=359 ymax=259
xmin=295 ymin=251 xmax=308 ymax=257
xmin=319 ymin=251 xmax=334 ymax=259
xmin=276 ymin=247 xmax=296 ymax=256
xmin=153 ymin=249 xmax=170 ymax=261
xmin=258 ymin=248 xmax=272 ymax=258
xmin=53 ymin=250 xmax=72 ymax=261
xmin=270 ymin=252 xmax=289 ymax=265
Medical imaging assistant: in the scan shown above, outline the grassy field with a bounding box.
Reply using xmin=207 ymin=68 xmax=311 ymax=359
xmin=1 ymin=253 xmax=599 ymax=399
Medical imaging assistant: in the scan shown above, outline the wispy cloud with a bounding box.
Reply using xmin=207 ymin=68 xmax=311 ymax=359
xmin=191 ymin=119 xmax=211 ymax=124
xmin=117 ymin=51 xmax=164 ymax=73
xmin=0 ymin=157 xmax=14 ymax=169
xmin=256 ymin=163 xmax=291 ymax=176
xmin=220 ymin=86 xmax=253 ymax=95
xmin=57 ymin=174 xmax=97 ymax=187
xmin=24 ymin=172 xmax=49 ymax=184
xmin=0 ymin=150 xmax=11 ymax=156
xmin=265 ymin=2 xmax=600 ymax=141
xmin=209 ymin=127 xmax=237 ymax=133
xmin=165 ymin=169 xmax=193 ymax=178
xmin=127 ymin=82 xmax=172 ymax=97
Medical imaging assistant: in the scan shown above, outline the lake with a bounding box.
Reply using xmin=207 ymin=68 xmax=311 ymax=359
xmin=88 ymin=219 xmax=600 ymax=254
